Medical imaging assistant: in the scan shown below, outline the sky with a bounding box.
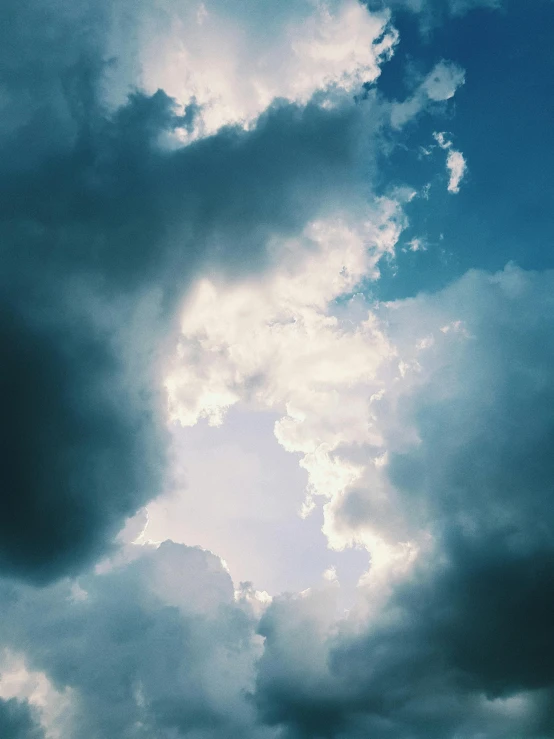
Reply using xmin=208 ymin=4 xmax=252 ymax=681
xmin=0 ymin=0 xmax=554 ymax=737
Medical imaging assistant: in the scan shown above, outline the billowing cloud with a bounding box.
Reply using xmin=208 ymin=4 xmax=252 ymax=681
xmin=0 ymin=542 xmax=270 ymax=739
xmin=130 ymin=0 xmax=398 ymax=134
xmin=0 ymin=0 xmax=407 ymax=582
xmin=161 ymin=237 xmax=554 ymax=735
xmin=252 ymin=265 xmax=554 ymax=738
xmin=0 ymin=652 xmax=71 ymax=739
xmin=3 ymin=0 xmax=552 ymax=737
xmin=163 ymin=198 xmax=405 ymax=565
xmin=378 ymin=0 xmax=502 ymax=32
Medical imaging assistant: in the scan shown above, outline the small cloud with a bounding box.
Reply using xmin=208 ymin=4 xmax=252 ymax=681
xmin=323 ymin=566 xmax=338 ymax=582
xmin=390 ymin=61 xmax=465 ymax=129
xmin=405 ymin=237 xmax=427 ymax=252
xmin=196 ymin=2 xmax=208 ymax=25
xmin=445 ymin=149 xmax=467 ymax=193
xmin=433 ymin=131 xmax=467 ymax=194
xmin=433 ymin=131 xmax=450 ymax=149
xmin=422 ymin=60 xmax=465 ymax=101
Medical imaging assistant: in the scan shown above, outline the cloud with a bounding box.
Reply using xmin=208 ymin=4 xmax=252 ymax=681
xmin=4 ymin=1 xmax=552 ymax=736
xmin=0 ymin=542 xmax=269 ymax=739
xmin=0 ymin=651 xmax=71 ymax=739
xmin=390 ymin=61 xmax=465 ymax=129
xmin=0 ymin=0 xmax=403 ymax=582
xmin=163 ymin=199 xmax=405 ymax=557
xmin=433 ymin=131 xmax=467 ymax=193
xmin=128 ymin=0 xmax=398 ymax=134
xmin=2 ymin=263 xmax=554 ymax=737
xmin=0 ymin=292 xmax=166 ymax=582
xmin=165 ymin=200 xmax=403 ymax=427
xmin=0 ymin=699 xmax=44 ymax=739
xmin=445 ymin=149 xmax=467 ymax=192
xmin=377 ymin=0 xmax=502 ymax=32
xmin=163 ymin=250 xmax=554 ymax=736
xmin=252 ymin=265 xmax=554 ymax=738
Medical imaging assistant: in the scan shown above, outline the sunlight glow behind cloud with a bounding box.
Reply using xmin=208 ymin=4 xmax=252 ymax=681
xmin=2 ymin=0 xmax=553 ymax=736
xmin=134 ymin=0 xmax=397 ymax=135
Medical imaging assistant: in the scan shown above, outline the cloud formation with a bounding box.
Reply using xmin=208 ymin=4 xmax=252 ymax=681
xmin=2 ymin=0 xmax=553 ymax=738
xmin=0 ymin=698 xmax=44 ymax=739
xmin=390 ymin=60 xmax=465 ymax=129
xmin=253 ymin=265 xmax=554 ymax=738
xmin=130 ymin=0 xmax=397 ymax=134
xmin=434 ymin=131 xmax=467 ymax=192
xmin=0 ymin=0 xmax=407 ymax=582
xmin=0 ymin=543 xmax=268 ymax=739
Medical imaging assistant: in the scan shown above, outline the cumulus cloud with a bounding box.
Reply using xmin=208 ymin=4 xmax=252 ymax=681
xmin=0 ymin=652 xmax=71 ymax=739
xmin=163 ymin=199 xmax=406 ymax=566
xmin=252 ymin=265 xmax=554 ymax=738
xmin=0 ymin=0 xmax=405 ymax=582
xmin=159 ymin=219 xmax=554 ymax=736
xmin=4 ymin=0 xmax=553 ymax=737
xmin=129 ymin=0 xmax=398 ymax=134
xmin=445 ymin=149 xmax=467 ymax=192
xmin=0 ymin=543 xmax=269 ymax=739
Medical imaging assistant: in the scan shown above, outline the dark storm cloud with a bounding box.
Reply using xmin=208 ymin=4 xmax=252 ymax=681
xmin=2 ymin=87 xmax=367 ymax=293
xmin=0 ymin=699 xmax=45 ymax=739
xmin=0 ymin=0 xmax=379 ymax=582
xmin=253 ymin=267 xmax=554 ymax=738
xmin=4 ymin=0 xmax=554 ymax=736
xmin=0 ymin=294 xmax=164 ymax=582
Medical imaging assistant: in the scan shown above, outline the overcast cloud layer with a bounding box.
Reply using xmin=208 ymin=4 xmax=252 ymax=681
xmin=0 ymin=0 xmax=553 ymax=737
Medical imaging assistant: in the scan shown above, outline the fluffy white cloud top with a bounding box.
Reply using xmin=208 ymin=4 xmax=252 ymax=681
xmin=108 ymin=0 xmax=397 ymax=135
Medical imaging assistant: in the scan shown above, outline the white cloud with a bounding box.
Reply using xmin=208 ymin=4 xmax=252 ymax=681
xmin=423 ymin=59 xmax=465 ymax=100
xmin=433 ymin=131 xmax=467 ymax=193
xmin=405 ymin=237 xmax=427 ymax=252
xmin=165 ymin=200 xmax=404 ymax=430
xmin=445 ymin=149 xmax=467 ymax=193
xmin=121 ymin=0 xmax=398 ymax=135
xmin=161 ymin=198 xmax=417 ymax=580
xmin=390 ymin=60 xmax=465 ymax=128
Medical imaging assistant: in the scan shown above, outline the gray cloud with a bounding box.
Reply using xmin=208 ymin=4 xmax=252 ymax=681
xmin=0 ymin=0 xmax=385 ymax=582
xmin=0 ymin=542 xmax=267 ymax=739
xmin=0 ymin=699 xmax=45 ymax=739
xmin=3 ymin=1 xmax=553 ymax=737
xmin=1 ymin=265 xmax=553 ymax=738
xmin=253 ymin=267 xmax=554 ymax=738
